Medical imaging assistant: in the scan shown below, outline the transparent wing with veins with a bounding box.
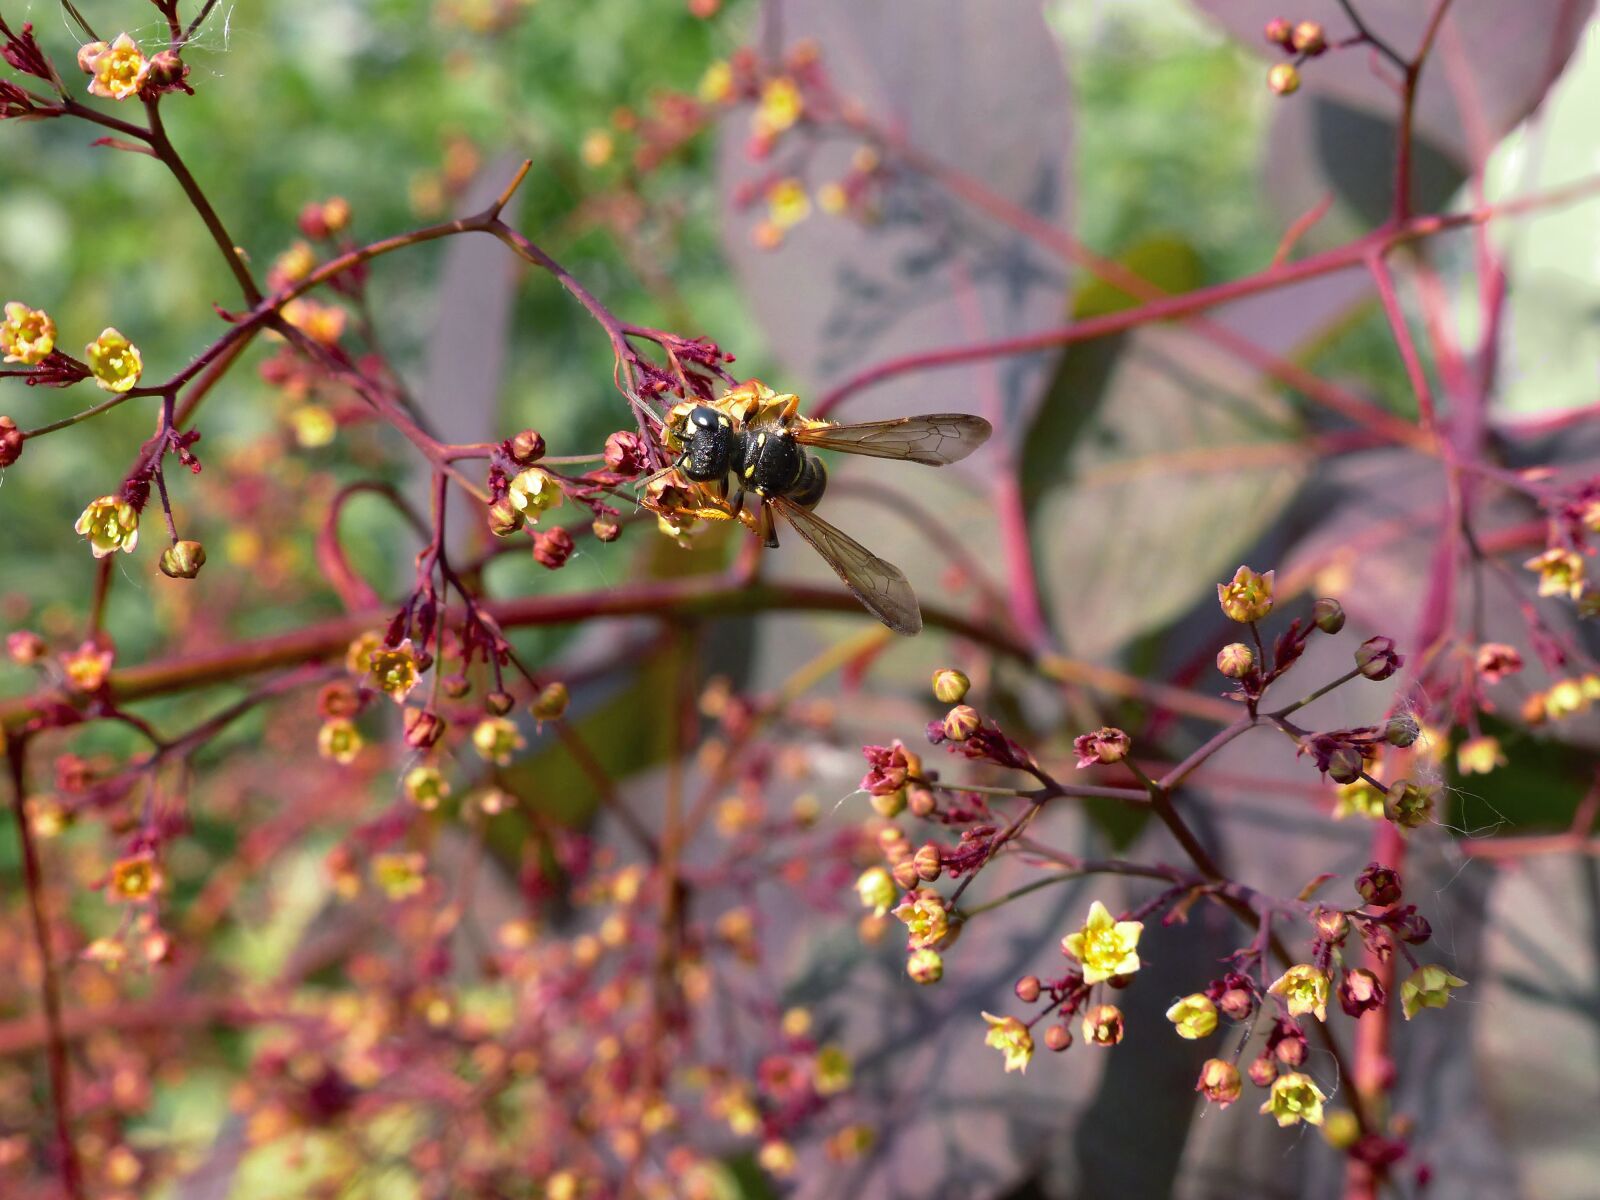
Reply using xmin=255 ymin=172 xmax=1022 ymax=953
xmin=770 ymin=496 xmax=923 ymax=636
xmin=790 ymin=414 xmax=992 ymax=465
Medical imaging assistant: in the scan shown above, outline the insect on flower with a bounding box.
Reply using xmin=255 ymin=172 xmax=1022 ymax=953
xmin=646 ymin=381 xmax=991 ymax=635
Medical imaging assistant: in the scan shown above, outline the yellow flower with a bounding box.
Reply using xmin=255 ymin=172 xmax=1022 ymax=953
xmin=280 ymin=298 xmax=346 ymax=346
xmin=403 ymin=765 xmax=450 ymax=810
xmin=758 ymin=1139 xmax=796 ymax=1177
xmin=0 ymin=302 xmax=54 ymax=365
xmin=372 ymin=852 xmax=427 ymax=900
xmin=1456 ymin=735 xmax=1506 ymax=776
xmin=698 ymin=60 xmax=734 ymax=104
xmin=817 ymin=182 xmax=849 ymax=215
xmin=892 ymin=889 xmax=950 ymax=950
xmin=1333 ymin=777 xmax=1385 ymax=820
xmin=1165 ymin=993 xmax=1219 ymax=1040
xmin=107 ymin=854 xmax=163 ymax=903
xmin=754 ymin=76 xmax=803 ymax=136
xmin=86 ymin=34 xmax=149 ymax=101
xmin=855 ymin=866 xmax=896 ymax=917
xmin=1267 ymin=964 xmax=1330 ymax=1021
xmin=1400 ymin=964 xmax=1466 ymax=1020
xmin=1060 ymin=900 xmax=1143 ymax=984
xmin=580 ymin=129 xmax=614 ymax=167
xmin=1196 ymin=1058 xmax=1241 ymax=1106
xmin=1081 ymin=1003 xmax=1125 ymax=1046
xmin=271 ymin=241 xmax=317 ymax=285
xmin=1217 ymin=565 xmax=1275 ymax=623
xmin=767 ymin=178 xmax=811 ymax=230
xmin=506 ymin=467 xmax=563 ymax=527
xmin=1260 ymin=1071 xmax=1326 ymax=1127
xmin=345 ymin=631 xmax=383 ymax=676
xmin=367 ymin=639 xmax=421 ymax=703
xmin=1545 ymin=678 xmax=1588 ymax=719
xmin=981 ymin=1012 xmax=1034 ymax=1074
xmin=472 ymin=716 xmax=524 ymax=765
xmin=74 ymin=495 xmax=139 ymax=557
xmin=61 ymin=641 xmax=114 ymax=693
xmin=318 ymin=718 xmax=364 ymax=765
xmin=288 ymin=404 xmax=337 ymax=448
xmin=1525 ymin=548 xmax=1585 ymax=600
xmin=813 ymin=1044 xmax=851 ymax=1095
xmin=85 ymin=328 xmax=143 ymax=392
xmin=906 ymin=947 xmax=943 ymax=984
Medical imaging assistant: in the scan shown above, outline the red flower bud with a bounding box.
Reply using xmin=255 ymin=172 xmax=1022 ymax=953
xmin=532 ymin=527 xmax=575 ymax=570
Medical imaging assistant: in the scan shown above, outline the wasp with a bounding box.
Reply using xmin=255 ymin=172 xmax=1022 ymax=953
xmin=648 ymin=382 xmax=991 ymax=636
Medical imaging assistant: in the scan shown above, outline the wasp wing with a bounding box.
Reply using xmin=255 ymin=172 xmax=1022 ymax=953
xmin=770 ymin=496 xmax=923 ymax=636
xmin=790 ymin=414 xmax=991 ymax=465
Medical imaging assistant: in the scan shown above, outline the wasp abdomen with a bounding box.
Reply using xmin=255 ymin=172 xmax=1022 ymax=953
xmin=737 ymin=429 xmax=807 ymax=497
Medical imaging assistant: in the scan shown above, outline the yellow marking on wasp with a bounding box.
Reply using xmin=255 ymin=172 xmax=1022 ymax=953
xmin=718 ymin=415 xmax=730 ymax=426
xmin=743 ymin=464 xmax=755 ymax=479
xmin=756 ymin=432 xmax=767 ymax=448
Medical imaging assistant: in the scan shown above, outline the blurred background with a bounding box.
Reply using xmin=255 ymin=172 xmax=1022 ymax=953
xmin=3 ymin=0 xmax=1600 ymax=1196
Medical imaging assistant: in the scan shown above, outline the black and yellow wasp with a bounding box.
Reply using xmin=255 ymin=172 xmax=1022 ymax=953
xmin=650 ymin=381 xmax=991 ymax=636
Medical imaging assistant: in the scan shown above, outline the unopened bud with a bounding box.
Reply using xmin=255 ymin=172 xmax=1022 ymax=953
xmin=1313 ymin=907 xmax=1349 ymax=944
xmin=891 ymin=859 xmax=919 ymax=889
xmin=147 ymin=49 xmax=187 ymax=88
xmin=1356 ymin=862 xmax=1402 ymax=907
xmin=1264 ymin=17 xmax=1293 ymax=46
xmin=1217 ymin=642 xmax=1256 ymax=679
xmin=402 ymin=707 xmax=446 ymax=749
xmin=1044 ymin=1024 xmax=1072 ymax=1052
xmin=7 ymin=631 xmax=46 ymax=664
xmin=1323 ymin=1109 xmax=1361 ymax=1151
xmin=1326 ymin=745 xmax=1364 ymax=785
xmin=1312 ymin=597 xmax=1345 ymax=634
xmin=442 ymin=674 xmax=471 ymax=700
xmin=1355 ymin=636 xmax=1403 ymax=680
xmin=906 ymin=785 xmax=936 ymax=818
xmin=509 ymin=429 xmax=547 ymax=464
xmin=1218 ymin=986 xmax=1255 ymax=1021
xmin=158 ymin=539 xmax=206 ymax=579
xmin=872 ymin=790 xmax=908 ymax=820
xmin=1014 ymin=975 xmax=1041 ymax=1003
xmin=1383 ymin=714 xmax=1419 ymax=747
xmin=0 ymin=416 xmax=23 ymax=467
xmin=906 ymin=947 xmax=943 ymax=984
xmin=1393 ymin=906 xmax=1432 ymax=945
xmin=592 ymin=517 xmax=621 ymax=543
xmin=931 ymin=668 xmax=970 ymax=704
xmin=1197 ymin=1058 xmax=1242 ymax=1107
xmin=1291 ymin=20 xmax=1326 ymax=54
xmin=321 ymin=197 xmax=351 ymax=235
xmin=487 ymin=498 xmax=524 ymax=537
xmin=485 ymin=690 xmax=515 ymax=716
xmin=531 ymin=681 xmax=569 ymax=721
xmin=913 ymin=843 xmax=943 ymax=882
xmin=1247 ymin=1055 xmax=1277 ymax=1087
xmin=533 ymin=527 xmax=575 ymax=570
xmin=604 ymin=431 xmax=647 ymax=477
xmin=942 ymin=705 xmax=981 ymax=742
xmin=1268 ymin=63 xmax=1301 ymax=95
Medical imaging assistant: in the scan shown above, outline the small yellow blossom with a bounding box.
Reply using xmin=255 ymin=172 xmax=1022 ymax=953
xmin=61 ymin=641 xmax=114 ymax=693
xmin=345 ymin=631 xmax=383 ymax=676
xmin=1384 ymin=778 xmax=1437 ymax=830
xmin=1261 ymin=1071 xmax=1326 ymax=1127
xmin=813 ymin=1044 xmax=851 ymax=1095
xmin=403 ymin=765 xmax=450 ymax=810
xmin=367 ymin=639 xmax=421 ymax=703
xmin=506 ymin=467 xmax=563 ymax=523
xmin=767 ymin=178 xmax=811 ymax=229
xmin=698 ymin=60 xmax=734 ymax=104
xmin=1165 ymin=993 xmax=1219 ymax=1040
xmin=855 ymin=866 xmax=896 ymax=917
xmin=74 ymin=495 xmax=139 ymax=557
xmin=817 ymin=182 xmax=849 ymax=215
xmin=0 ymin=302 xmax=55 ymax=365
xmin=271 ymin=241 xmax=317 ymax=284
xmin=580 ymin=129 xmax=614 ymax=167
xmin=1217 ymin=565 xmax=1275 ymax=623
xmin=280 ymin=298 xmax=347 ymax=346
xmin=1456 ymin=735 xmax=1506 ymax=776
xmin=87 ymin=34 xmax=149 ymax=101
xmin=107 ymin=854 xmax=163 ymax=903
xmin=1400 ymin=964 xmax=1466 ymax=1020
xmin=754 ymin=76 xmax=803 ymax=136
xmin=1525 ymin=548 xmax=1585 ymax=600
xmin=892 ymin=888 xmax=950 ymax=950
xmin=981 ymin=1012 xmax=1034 ymax=1074
xmin=318 ymin=718 xmax=364 ymax=765
xmin=1545 ymin=678 xmax=1588 ymax=719
xmin=1322 ymin=1109 xmax=1361 ymax=1149
xmin=906 ymin=947 xmax=943 ymax=984
xmin=85 ymin=328 xmax=143 ymax=392
xmin=758 ymin=1139 xmax=796 ymax=1177
xmin=1268 ymin=964 xmax=1330 ymax=1021
xmin=1334 ymin=777 xmax=1386 ymax=820
xmin=1196 ymin=1058 xmax=1242 ymax=1106
xmin=1061 ymin=900 xmax=1142 ymax=984
xmin=371 ymin=852 xmax=427 ymax=900
xmin=288 ymin=404 xmax=338 ymax=448
xmin=472 ymin=716 xmax=525 ymax=765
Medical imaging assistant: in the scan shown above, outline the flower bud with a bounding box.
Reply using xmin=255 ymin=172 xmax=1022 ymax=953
xmin=1073 ymin=726 xmax=1130 ymax=767
xmin=7 ymin=631 xmax=46 ymax=664
xmin=890 ymin=859 xmax=919 ymax=890
xmin=1247 ymin=1055 xmax=1277 ymax=1087
xmin=942 ymin=705 xmax=981 ymax=742
xmin=147 ymin=48 xmax=187 ymax=88
xmin=931 ymin=668 xmax=970 ymax=704
xmin=158 ymin=539 xmax=206 ymax=579
xmin=1393 ymin=905 xmax=1431 ymax=945
xmin=1322 ymin=1109 xmax=1361 ymax=1150
xmin=1217 ymin=642 xmax=1255 ymax=679
xmin=1384 ymin=777 xmax=1435 ymax=829
xmin=487 ymin=498 xmax=524 ymax=537
xmin=1044 ymin=1024 xmax=1072 ymax=1052
xmin=906 ymin=947 xmax=943 ymax=985
xmin=531 ymin=681 xmax=569 ymax=721
xmin=1217 ymin=565 xmax=1275 ymax=622
xmin=592 ymin=517 xmax=620 ymax=542
xmin=403 ymin=707 xmax=446 ymax=749
xmin=1081 ymin=1003 xmax=1125 ymax=1047
xmin=485 ymin=690 xmax=515 ymax=716
xmin=1356 ymin=862 xmax=1402 ymax=907
xmin=1197 ymin=1058 xmax=1242 ymax=1107
xmin=442 ymin=673 xmax=471 ymax=700
xmin=906 ymin=785 xmax=936 ymax=818
xmin=1355 ymin=636 xmax=1403 ymax=680
xmin=1291 ymin=20 xmax=1326 ymax=54
xmin=1167 ymin=993 xmax=1219 ymax=1040
xmin=873 ymin=790 xmax=908 ymax=820
xmin=508 ymin=429 xmax=546 ymax=464
xmin=1311 ymin=597 xmax=1345 ymax=634
xmin=1264 ymin=17 xmax=1293 ymax=45
xmin=1218 ymin=985 xmax=1255 ymax=1021
xmin=533 ymin=527 xmax=575 ymax=570
xmin=604 ymin=430 xmax=647 ymax=477
xmin=1014 ymin=975 xmax=1041 ymax=1004
xmin=1325 ymin=745 xmax=1364 ymax=785
xmin=1267 ymin=63 xmax=1300 ymax=95
xmin=1338 ymin=967 xmax=1385 ymax=1018
xmin=913 ymin=843 xmax=943 ymax=883
xmin=0 ymin=416 xmax=23 ymax=468
xmin=856 ymin=866 xmax=896 ymax=916
xmin=1272 ymin=1027 xmax=1308 ymax=1067
xmin=1383 ymin=714 xmax=1419 ymax=747
xmin=1312 ymin=907 xmax=1349 ymax=945
xmin=321 ymin=197 xmax=351 ymax=234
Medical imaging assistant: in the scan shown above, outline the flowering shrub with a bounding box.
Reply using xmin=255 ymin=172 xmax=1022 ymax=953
xmin=3 ymin=1 xmax=1600 ymax=1198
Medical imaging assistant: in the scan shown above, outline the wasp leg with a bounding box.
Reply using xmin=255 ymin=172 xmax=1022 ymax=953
xmin=759 ymin=501 xmax=780 ymax=549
